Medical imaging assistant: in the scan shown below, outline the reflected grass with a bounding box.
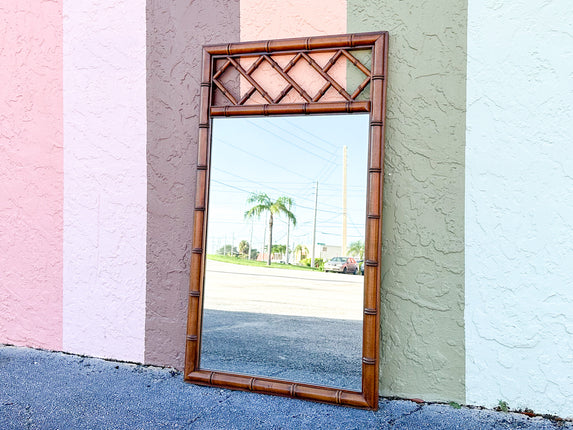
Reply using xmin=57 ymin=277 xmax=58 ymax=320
xmin=207 ymin=254 xmax=320 ymax=271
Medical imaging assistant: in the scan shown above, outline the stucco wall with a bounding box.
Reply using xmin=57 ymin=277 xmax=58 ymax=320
xmin=63 ymin=0 xmax=147 ymax=362
xmin=145 ymin=0 xmax=240 ymax=368
xmin=9 ymin=1 xmax=572 ymax=417
xmin=240 ymin=0 xmax=346 ymax=40
xmin=465 ymin=0 xmax=573 ymax=418
xmin=0 ymin=1 xmax=63 ymax=349
xmin=349 ymin=0 xmax=467 ymax=402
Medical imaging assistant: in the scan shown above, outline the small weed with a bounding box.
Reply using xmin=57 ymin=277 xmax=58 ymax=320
xmin=496 ymin=400 xmax=509 ymax=413
xmin=449 ymin=402 xmax=462 ymax=409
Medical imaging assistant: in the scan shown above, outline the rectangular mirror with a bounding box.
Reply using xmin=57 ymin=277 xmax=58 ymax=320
xmin=184 ymin=32 xmax=388 ymax=410
xmin=201 ymin=115 xmax=368 ymax=391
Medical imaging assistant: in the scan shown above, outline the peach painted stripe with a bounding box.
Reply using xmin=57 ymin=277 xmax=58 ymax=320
xmin=0 ymin=2 xmax=63 ymax=349
xmin=240 ymin=0 xmax=347 ymax=41
xmin=63 ymin=0 xmax=147 ymax=362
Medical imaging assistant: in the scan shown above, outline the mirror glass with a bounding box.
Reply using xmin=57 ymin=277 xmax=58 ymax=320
xmin=201 ymin=114 xmax=368 ymax=390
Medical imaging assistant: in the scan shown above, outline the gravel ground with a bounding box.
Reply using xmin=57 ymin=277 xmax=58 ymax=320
xmin=1 ymin=345 xmax=571 ymax=429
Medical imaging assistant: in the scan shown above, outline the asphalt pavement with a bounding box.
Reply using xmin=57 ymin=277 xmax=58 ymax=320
xmin=1 ymin=345 xmax=571 ymax=429
xmin=201 ymin=309 xmax=363 ymax=390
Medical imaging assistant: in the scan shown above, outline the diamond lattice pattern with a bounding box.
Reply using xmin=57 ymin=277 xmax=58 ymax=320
xmin=212 ymin=48 xmax=372 ymax=107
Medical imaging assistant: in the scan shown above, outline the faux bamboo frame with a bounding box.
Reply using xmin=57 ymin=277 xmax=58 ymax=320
xmin=184 ymin=31 xmax=388 ymax=410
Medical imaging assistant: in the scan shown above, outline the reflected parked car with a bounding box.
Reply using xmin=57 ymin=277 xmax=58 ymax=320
xmin=324 ymin=257 xmax=359 ymax=274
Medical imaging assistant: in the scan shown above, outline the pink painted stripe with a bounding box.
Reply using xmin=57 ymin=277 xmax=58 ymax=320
xmin=0 ymin=2 xmax=64 ymax=349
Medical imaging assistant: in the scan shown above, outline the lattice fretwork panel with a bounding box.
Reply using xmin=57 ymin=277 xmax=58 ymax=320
xmin=211 ymin=48 xmax=373 ymax=108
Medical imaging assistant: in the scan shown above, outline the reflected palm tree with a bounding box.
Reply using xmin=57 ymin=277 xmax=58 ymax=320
xmin=294 ymin=244 xmax=309 ymax=262
xmin=244 ymin=193 xmax=296 ymax=266
xmin=271 ymin=244 xmax=287 ymax=260
xmin=347 ymin=240 xmax=364 ymax=259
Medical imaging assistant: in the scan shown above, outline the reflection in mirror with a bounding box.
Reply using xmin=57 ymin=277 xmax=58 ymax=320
xmin=201 ymin=114 xmax=368 ymax=391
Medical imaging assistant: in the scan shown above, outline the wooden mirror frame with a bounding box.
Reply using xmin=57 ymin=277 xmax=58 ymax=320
xmin=184 ymin=31 xmax=388 ymax=410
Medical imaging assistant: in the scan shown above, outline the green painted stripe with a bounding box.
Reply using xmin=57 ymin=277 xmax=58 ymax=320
xmin=348 ymin=0 xmax=468 ymax=403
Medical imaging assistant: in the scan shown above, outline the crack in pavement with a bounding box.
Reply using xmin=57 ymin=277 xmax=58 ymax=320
xmin=387 ymin=403 xmax=425 ymax=428
xmin=24 ymin=404 xmax=33 ymax=430
xmin=188 ymin=391 xmax=234 ymax=426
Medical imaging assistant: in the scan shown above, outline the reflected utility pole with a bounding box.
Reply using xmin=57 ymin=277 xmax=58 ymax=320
xmin=311 ymin=180 xmax=318 ymax=268
xmin=262 ymin=213 xmax=267 ymax=263
xmin=249 ymin=217 xmax=253 ymax=260
xmin=286 ymin=201 xmax=291 ymax=264
xmin=342 ymin=145 xmax=348 ymax=256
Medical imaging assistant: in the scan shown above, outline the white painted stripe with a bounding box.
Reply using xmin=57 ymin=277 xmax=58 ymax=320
xmin=63 ymin=0 xmax=147 ymax=362
xmin=465 ymin=0 xmax=573 ymax=418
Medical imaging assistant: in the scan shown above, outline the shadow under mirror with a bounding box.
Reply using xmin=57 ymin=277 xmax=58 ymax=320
xmin=201 ymin=114 xmax=368 ymax=391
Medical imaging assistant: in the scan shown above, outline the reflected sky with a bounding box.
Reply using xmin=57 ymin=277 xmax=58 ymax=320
xmin=208 ymin=115 xmax=368 ymax=255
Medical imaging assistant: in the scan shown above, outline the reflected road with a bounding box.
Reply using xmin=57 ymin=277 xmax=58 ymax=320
xmin=203 ymin=260 xmax=364 ymax=320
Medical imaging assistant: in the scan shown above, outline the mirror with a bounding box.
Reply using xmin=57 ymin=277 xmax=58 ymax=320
xmin=184 ymin=32 xmax=387 ymax=410
xmin=201 ymin=115 xmax=368 ymax=391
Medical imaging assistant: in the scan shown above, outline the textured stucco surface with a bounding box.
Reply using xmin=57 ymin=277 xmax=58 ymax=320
xmin=349 ymin=0 xmax=467 ymax=402
xmin=63 ymin=0 xmax=147 ymax=362
xmin=0 ymin=1 xmax=63 ymax=349
xmin=240 ymin=0 xmax=346 ymax=40
xmin=145 ymin=0 xmax=240 ymax=368
xmin=465 ymin=0 xmax=573 ymax=418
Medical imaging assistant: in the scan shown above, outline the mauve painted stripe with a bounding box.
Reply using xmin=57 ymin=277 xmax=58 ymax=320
xmin=145 ymin=0 xmax=241 ymax=369
xmin=0 ymin=1 xmax=63 ymax=349
xmin=63 ymin=0 xmax=147 ymax=362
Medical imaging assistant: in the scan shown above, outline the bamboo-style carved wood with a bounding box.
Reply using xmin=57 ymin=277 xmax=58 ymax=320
xmin=210 ymin=101 xmax=370 ymax=117
xmin=185 ymin=31 xmax=388 ymax=411
xmin=211 ymin=46 xmax=373 ymax=111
